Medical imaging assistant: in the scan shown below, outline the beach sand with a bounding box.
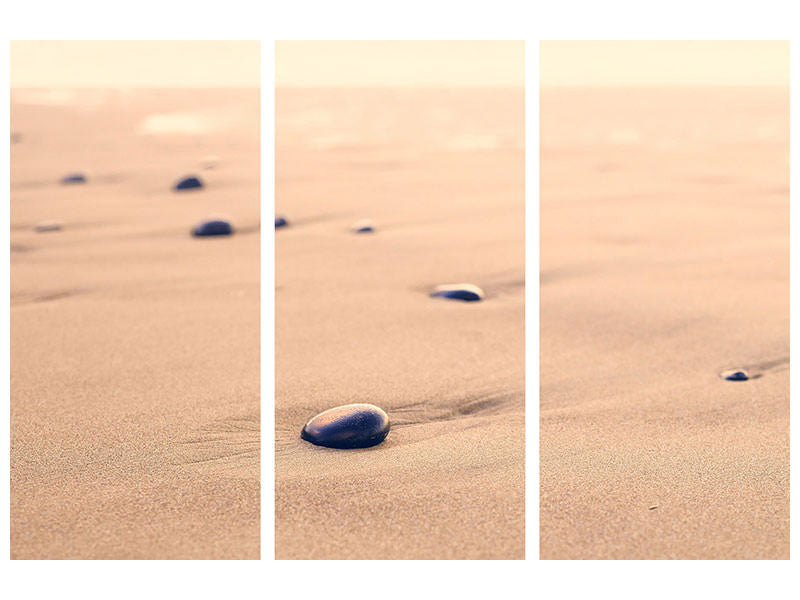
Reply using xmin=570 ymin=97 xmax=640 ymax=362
xmin=10 ymin=88 xmax=260 ymax=559
xmin=275 ymin=87 xmax=525 ymax=559
xmin=540 ymin=87 xmax=789 ymax=559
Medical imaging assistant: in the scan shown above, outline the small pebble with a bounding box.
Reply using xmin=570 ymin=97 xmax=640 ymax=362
xmin=200 ymin=155 xmax=219 ymax=170
xmin=721 ymin=369 xmax=749 ymax=381
xmin=61 ymin=173 xmax=87 ymax=184
xmin=430 ymin=283 xmax=485 ymax=302
xmin=351 ymin=219 xmax=375 ymax=233
xmin=174 ymin=175 xmax=204 ymax=191
xmin=301 ymin=403 xmax=390 ymax=449
xmin=34 ymin=221 xmax=63 ymax=233
xmin=275 ymin=215 xmax=289 ymax=228
xmin=649 ymin=505 xmax=658 ymax=510
xmin=192 ymin=219 xmax=233 ymax=237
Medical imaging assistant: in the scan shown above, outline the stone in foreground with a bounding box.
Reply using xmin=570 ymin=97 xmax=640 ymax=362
xmin=174 ymin=175 xmax=204 ymax=191
xmin=430 ymin=283 xmax=485 ymax=302
xmin=275 ymin=215 xmax=289 ymax=228
xmin=351 ymin=219 xmax=375 ymax=233
xmin=61 ymin=173 xmax=87 ymax=184
xmin=721 ymin=369 xmax=749 ymax=381
xmin=301 ymin=403 xmax=390 ymax=449
xmin=192 ymin=219 xmax=233 ymax=237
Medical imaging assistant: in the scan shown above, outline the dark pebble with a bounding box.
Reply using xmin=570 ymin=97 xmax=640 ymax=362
xmin=61 ymin=173 xmax=87 ymax=184
xmin=192 ymin=219 xmax=233 ymax=237
xmin=301 ymin=403 xmax=390 ymax=449
xmin=721 ymin=369 xmax=749 ymax=381
xmin=174 ymin=176 xmax=204 ymax=191
xmin=351 ymin=219 xmax=375 ymax=233
xmin=275 ymin=215 xmax=289 ymax=228
xmin=430 ymin=283 xmax=485 ymax=302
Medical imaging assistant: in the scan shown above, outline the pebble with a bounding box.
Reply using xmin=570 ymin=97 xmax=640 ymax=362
xmin=275 ymin=215 xmax=289 ymax=228
xmin=351 ymin=219 xmax=375 ymax=233
xmin=174 ymin=175 xmax=204 ymax=191
xmin=34 ymin=221 xmax=63 ymax=233
xmin=430 ymin=283 xmax=485 ymax=302
xmin=200 ymin=155 xmax=219 ymax=170
xmin=301 ymin=403 xmax=390 ymax=449
xmin=721 ymin=369 xmax=749 ymax=381
xmin=192 ymin=219 xmax=233 ymax=237
xmin=61 ymin=173 xmax=87 ymax=184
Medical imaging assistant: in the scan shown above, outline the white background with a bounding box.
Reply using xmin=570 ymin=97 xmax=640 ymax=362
xmin=1 ymin=1 xmax=797 ymax=599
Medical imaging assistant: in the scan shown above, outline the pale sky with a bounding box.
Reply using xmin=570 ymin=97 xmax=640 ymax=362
xmin=276 ymin=41 xmax=524 ymax=87
xmin=541 ymin=41 xmax=789 ymax=87
xmin=10 ymin=41 xmax=260 ymax=87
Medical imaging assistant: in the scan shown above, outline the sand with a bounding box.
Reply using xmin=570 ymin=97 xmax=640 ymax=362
xmin=275 ymin=87 xmax=525 ymax=559
xmin=10 ymin=88 xmax=260 ymax=559
xmin=540 ymin=86 xmax=789 ymax=559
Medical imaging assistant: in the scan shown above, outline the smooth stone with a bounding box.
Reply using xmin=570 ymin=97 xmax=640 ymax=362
xmin=192 ymin=219 xmax=233 ymax=237
xmin=351 ymin=219 xmax=375 ymax=233
xmin=430 ymin=283 xmax=485 ymax=302
xmin=174 ymin=175 xmax=204 ymax=191
xmin=721 ymin=369 xmax=749 ymax=381
xmin=61 ymin=173 xmax=87 ymax=184
xmin=34 ymin=221 xmax=63 ymax=233
xmin=275 ymin=215 xmax=289 ymax=228
xmin=301 ymin=403 xmax=390 ymax=449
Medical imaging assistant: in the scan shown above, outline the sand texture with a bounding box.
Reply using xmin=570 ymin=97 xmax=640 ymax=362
xmin=540 ymin=87 xmax=789 ymax=559
xmin=10 ymin=88 xmax=260 ymax=559
xmin=275 ymin=88 xmax=525 ymax=559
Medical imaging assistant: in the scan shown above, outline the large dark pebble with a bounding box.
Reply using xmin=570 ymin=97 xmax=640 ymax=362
xmin=301 ymin=403 xmax=390 ymax=449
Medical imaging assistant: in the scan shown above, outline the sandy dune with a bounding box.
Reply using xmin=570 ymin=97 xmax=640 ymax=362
xmin=540 ymin=86 xmax=789 ymax=559
xmin=275 ymin=87 xmax=525 ymax=559
xmin=10 ymin=88 xmax=260 ymax=559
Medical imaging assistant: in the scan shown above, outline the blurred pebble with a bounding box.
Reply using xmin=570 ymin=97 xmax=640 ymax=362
xmin=351 ymin=219 xmax=375 ymax=233
xmin=192 ymin=219 xmax=233 ymax=237
xmin=61 ymin=173 xmax=87 ymax=184
xmin=430 ymin=283 xmax=485 ymax=302
xmin=174 ymin=175 xmax=204 ymax=191
xmin=34 ymin=221 xmax=63 ymax=233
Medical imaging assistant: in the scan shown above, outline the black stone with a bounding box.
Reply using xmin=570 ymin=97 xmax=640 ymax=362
xmin=275 ymin=215 xmax=288 ymax=228
xmin=192 ymin=219 xmax=233 ymax=237
xmin=721 ymin=369 xmax=749 ymax=381
xmin=430 ymin=283 xmax=485 ymax=302
xmin=301 ymin=403 xmax=390 ymax=449
xmin=61 ymin=173 xmax=87 ymax=184
xmin=174 ymin=176 xmax=204 ymax=191
xmin=351 ymin=219 xmax=375 ymax=233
